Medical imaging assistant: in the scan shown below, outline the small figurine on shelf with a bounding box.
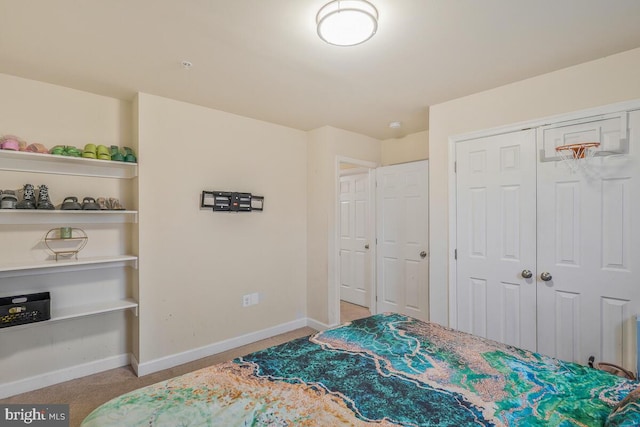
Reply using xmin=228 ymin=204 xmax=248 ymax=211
xmin=37 ymin=185 xmax=55 ymax=210
xmin=16 ymin=183 xmax=36 ymax=209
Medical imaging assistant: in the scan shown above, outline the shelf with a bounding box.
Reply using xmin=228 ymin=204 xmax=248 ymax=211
xmin=0 ymin=298 xmax=138 ymax=332
xmin=0 ymin=210 xmax=138 ymax=224
xmin=0 ymin=255 xmax=138 ymax=278
xmin=54 ymin=299 xmax=139 ymax=321
xmin=0 ymin=149 xmax=137 ymax=179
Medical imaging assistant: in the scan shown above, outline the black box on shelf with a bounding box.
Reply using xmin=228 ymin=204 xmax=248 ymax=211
xmin=0 ymin=292 xmax=51 ymax=328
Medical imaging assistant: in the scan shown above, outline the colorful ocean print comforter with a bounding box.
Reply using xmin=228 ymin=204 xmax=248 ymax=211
xmin=82 ymin=313 xmax=640 ymax=426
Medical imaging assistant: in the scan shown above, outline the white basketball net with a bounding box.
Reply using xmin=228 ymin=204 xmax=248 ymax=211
xmin=555 ymin=142 xmax=600 ymax=173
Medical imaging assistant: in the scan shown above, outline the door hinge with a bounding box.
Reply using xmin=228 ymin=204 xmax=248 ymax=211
xmin=454 ymin=249 xmax=457 ymax=260
xmin=454 ymin=161 xmax=457 ymax=173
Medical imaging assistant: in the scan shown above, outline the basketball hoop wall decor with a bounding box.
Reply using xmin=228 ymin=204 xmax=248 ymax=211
xmin=539 ymin=112 xmax=629 ymax=165
xmin=555 ymin=142 xmax=600 ymax=173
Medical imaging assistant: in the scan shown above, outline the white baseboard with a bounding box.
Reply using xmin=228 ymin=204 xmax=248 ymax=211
xmin=134 ymin=318 xmax=310 ymax=377
xmin=1 ymin=317 xmax=337 ymax=398
xmin=0 ymin=353 xmax=130 ymax=399
xmin=307 ymin=317 xmax=335 ymax=331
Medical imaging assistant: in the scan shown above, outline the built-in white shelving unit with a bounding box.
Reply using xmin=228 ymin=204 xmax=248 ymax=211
xmin=0 ymin=150 xmax=138 ymax=329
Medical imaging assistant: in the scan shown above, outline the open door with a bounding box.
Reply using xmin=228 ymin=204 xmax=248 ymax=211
xmin=376 ymin=161 xmax=429 ymax=320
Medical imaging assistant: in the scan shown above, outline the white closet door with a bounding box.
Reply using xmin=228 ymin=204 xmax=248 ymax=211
xmin=376 ymin=161 xmax=429 ymax=320
xmin=536 ymin=111 xmax=640 ymax=370
xmin=455 ymin=129 xmax=537 ymax=351
xmin=339 ymin=172 xmax=371 ymax=307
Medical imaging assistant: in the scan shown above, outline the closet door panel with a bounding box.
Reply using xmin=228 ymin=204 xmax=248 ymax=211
xmin=554 ymin=181 xmax=581 ymax=266
xmin=455 ymin=129 xmax=537 ymax=351
xmin=601 ymin=178 xmax=631 ymax=270
xmin=536 ymin=111 xmax=640 ymax=371
xmin=600 ymin=297 xmax=629 ymax=364
xmin=553 ymin=291 xmax=580 ymax=362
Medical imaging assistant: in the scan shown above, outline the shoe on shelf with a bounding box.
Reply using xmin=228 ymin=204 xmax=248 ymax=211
xmin=0 ymin=136 xmax=23 ymax=151
xmin=96 ymin=197 xmax=109 ymax=210
xmin=50 ymin=145 xmax=66 ymax=155
xmin=65 ymin=146 xmax=82 ymax=157
xmin=0 ymin=191 xmax=18 ymax=209
xmin=82 ymin=143 xmax=97 ymax=159
xmin=36 ymin=185 xmax=55 ymax=210
xmin=110 ymin=145 xmax=124 ymax=161
xmin=82 ymin=197 xmax=100 ymax=210
xmin=108 ymin=197 xmax=126 ymax=210
xmin=96 ymin=145 xmax=110 ymax=160
xmin=16 ymin=184 xmax=36 ymax=209
xmin=61 ymin=196 xmax=82 ymax=210
xmin=25 ymin=143 xmax=48 ymax=154
xmin=123 ymin=147 xmax=137 ymax=163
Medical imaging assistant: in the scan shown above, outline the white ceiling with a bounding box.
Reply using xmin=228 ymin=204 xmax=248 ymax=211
xmin=1 ymin=0 xmax=639 ymax=140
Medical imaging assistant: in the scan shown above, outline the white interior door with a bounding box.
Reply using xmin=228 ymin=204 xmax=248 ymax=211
xmin=376 ymin=161 xmax=429 ymax=320
xmin=339 ymin=172 xmax=371 ymax=307
xmin=455 ymin=130 xmax=537 ymax=351
xmin=536 ymin=111 xmax=640 ymax=370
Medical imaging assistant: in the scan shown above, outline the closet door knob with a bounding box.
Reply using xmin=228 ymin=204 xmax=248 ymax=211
xmin=540 ymin=272 xmax=553 ymax=282
xmin=420 ymin=251 xmax=427 ymax=259
xmin=521 ymin=269 xmax=533 ymax=279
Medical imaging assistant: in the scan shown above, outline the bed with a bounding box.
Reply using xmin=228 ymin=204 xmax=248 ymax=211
xmin=82 ymin=313 xmax=640 ymax=426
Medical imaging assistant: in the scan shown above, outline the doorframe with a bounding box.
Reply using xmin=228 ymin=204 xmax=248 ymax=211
xmin=330 ymin=156 xmax=378 ymax=326
xmin=446 ymin=98 xmax=640 ymax=328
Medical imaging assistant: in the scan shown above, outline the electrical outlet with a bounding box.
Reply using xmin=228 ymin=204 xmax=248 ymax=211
xmin=242 ymin=294 xmax=251 ymax=307
xmin=250 ymin=293 xmax=259 ymax=305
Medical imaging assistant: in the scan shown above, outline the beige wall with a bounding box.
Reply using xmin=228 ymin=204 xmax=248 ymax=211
xmin=381 ymin=130 xmax=428 ymax=165
xmin=136 ymin=93 xmax=308 ymax=363
xmin=307 ymin=126 xmax=380 ymax=325
xmin=0 ymin=77 xmax=379 ymax=389
xmin=429 ymin=47 xmax=640 ymax=326
xmin=0 ymin=73 xmax=133 ymax=388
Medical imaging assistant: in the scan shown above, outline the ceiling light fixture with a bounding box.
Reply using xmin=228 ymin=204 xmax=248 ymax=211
xmin=316 ymin=0 xmax=378 ymax=47
xmin=389 ymin=121 xmax=402 ymax=129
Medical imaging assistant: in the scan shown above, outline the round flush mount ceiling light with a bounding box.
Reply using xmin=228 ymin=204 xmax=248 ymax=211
xmin=316 ymin=0 xmax=378 ymax=47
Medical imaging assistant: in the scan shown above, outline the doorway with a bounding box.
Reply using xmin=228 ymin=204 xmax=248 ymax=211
xmin=332 ymin=158 xmax=430 ymax=325
xmin=339 ymin=167 xmax=371 ymax=307
xmin=335 ymin=158 xmax=376 ymax=324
